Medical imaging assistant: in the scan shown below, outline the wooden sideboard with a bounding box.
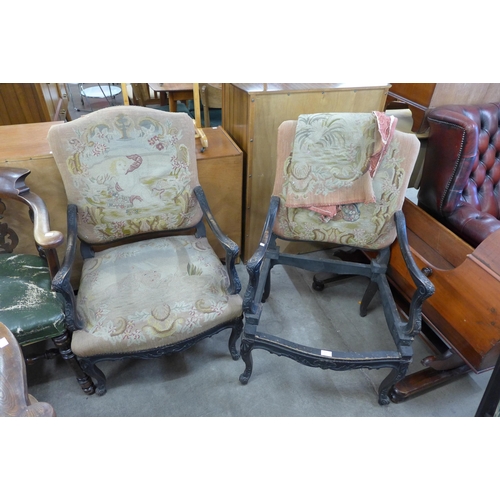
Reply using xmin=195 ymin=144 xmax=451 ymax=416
xmin=0 ymin=122 xmax=243 ymax=286
xmin=221 ymin=83 xmax=390 ymax=261
xmin=386 ymin=83 xmax=500 ymax=133
xmin=0 ymin=83 xmax=69 ymax=125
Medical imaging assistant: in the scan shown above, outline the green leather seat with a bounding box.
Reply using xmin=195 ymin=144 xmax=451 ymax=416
xmin=0 ymin=253 xmax=66 ymax=345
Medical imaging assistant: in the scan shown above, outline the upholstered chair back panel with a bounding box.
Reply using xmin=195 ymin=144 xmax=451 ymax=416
xmin=272 ymin=120 xmax=420 ymax=250
xmin=48 ymin=107 xmax=203 ymax=244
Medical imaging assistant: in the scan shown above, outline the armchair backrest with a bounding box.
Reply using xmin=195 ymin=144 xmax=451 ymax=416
xmin=271 ymin=114 xmax=420 ymax=250
xmin=199 ymin=84 xmax=222 ymax=127
xmin=48 ymin=106 xmax=203 ymax=245
xmin=130 ymin=83 xmax=161 ymax=106
xmin=200 ymin=83 xmax=222 ymax=109
xmin=417 ymin=102 xmax=500 ymax=246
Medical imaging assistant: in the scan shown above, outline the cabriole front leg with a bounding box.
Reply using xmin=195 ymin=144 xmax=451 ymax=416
xmin=228 ymin=316 xmax=244 ymax=360
xmin=51 ymin=332 xmax=95 ymax=395
xmin=78 ymin=358 xmax=108 ymax=396
xmin=377 ymin=353 xmax=412 ymax=405
xmin=239 ymin=337 xmax=254 ymax=384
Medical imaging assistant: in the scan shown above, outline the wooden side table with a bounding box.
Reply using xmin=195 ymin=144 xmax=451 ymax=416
xmin=148 ymin=83 xmax=194 ymax=112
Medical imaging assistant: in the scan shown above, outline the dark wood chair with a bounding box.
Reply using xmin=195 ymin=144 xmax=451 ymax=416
xmin=199 ymin=83 xmax=222 ymax=127
xmin=129 ymin=83 xmax=162 ymax=107
xmin=239 ymin=114 xmax=434 ymax=405
xmin=0 ymin=168 xmax=95 ymax=395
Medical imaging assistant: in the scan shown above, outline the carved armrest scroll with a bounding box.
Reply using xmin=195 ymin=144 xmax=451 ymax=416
xmin=0 ymin=167 xmax=64 ymax=250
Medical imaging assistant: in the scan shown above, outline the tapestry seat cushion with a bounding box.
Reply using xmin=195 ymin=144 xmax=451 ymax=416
xmin=0 ymin=254 xmax=66 ymax=344
xmin=72 ymin=234 xmax=243 ymax=357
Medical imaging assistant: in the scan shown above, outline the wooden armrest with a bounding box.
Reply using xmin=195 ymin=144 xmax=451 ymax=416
xmin=0 ymin=167 xmax=64 ymax=249
xmin=193 ymin=119 xmax=208 ymax=150
xmin=193 ymin=186 xmax=240 ymax=294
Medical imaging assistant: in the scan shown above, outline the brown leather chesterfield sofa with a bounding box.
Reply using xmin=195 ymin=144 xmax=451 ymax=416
xmin=417 ymin=102 xmax=500 ymax=247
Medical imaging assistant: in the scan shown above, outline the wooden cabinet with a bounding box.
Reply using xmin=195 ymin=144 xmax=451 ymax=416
xmin=386 ymin=83 xmax=500 ymax=133
xmin=222 ymin=83 xmax=390 ymax=260
xmin=195 ymin=126 xmax=243 ymax=260
xmin=0 ymin=83 xmax=68 ymax=125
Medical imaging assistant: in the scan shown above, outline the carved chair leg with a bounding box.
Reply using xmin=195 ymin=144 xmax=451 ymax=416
xmin=360 ymin=280 xmax=378 ymax=317
xmin=239 ymin=337 xmax=254 ymax=384
xmin=228 ymin=317 xmax=243 ymax=360
xmin=78 ymin=358 xmax=108 ymax=396
xmin=51 ymin=332 xmax=95 ymax=395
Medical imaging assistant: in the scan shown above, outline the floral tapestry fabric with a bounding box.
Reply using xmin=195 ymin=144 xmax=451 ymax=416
xmin=273 ymin=121 xmax=420 ymax=250
xmin=71 ymin=235 xmax=243 ymax=357
xmin=48 ymin=107 xmax=203 ymax=244
xmin=285 ymin=112 xmax=397 ymax=217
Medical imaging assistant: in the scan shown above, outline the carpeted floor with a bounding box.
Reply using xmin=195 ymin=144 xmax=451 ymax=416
xmin=24 ymin=254 xmax=491 ymax=417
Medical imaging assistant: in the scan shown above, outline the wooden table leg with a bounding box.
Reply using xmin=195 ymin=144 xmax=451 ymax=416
xmin=169 ymin=93 xmax=177 ymax=112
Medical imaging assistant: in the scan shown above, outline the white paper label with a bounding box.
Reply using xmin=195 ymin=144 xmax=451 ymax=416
xmin=321 ymin=349 xmax=332 ymax=357
xmin=0 ymin=337 xmax=8 ymax=348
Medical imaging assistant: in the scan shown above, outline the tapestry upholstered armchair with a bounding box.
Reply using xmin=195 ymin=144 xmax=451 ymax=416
xmin=47 ymin=106 xmax=243 ymax=395
xmin=417 ymin=102 xmax=500 ymax=247
xmin=239 ymin=112 xmax=434 ymax=405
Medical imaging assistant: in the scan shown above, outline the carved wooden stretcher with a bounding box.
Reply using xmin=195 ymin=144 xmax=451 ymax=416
xmin=387 ymin=199 xmax=500 ymax=402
